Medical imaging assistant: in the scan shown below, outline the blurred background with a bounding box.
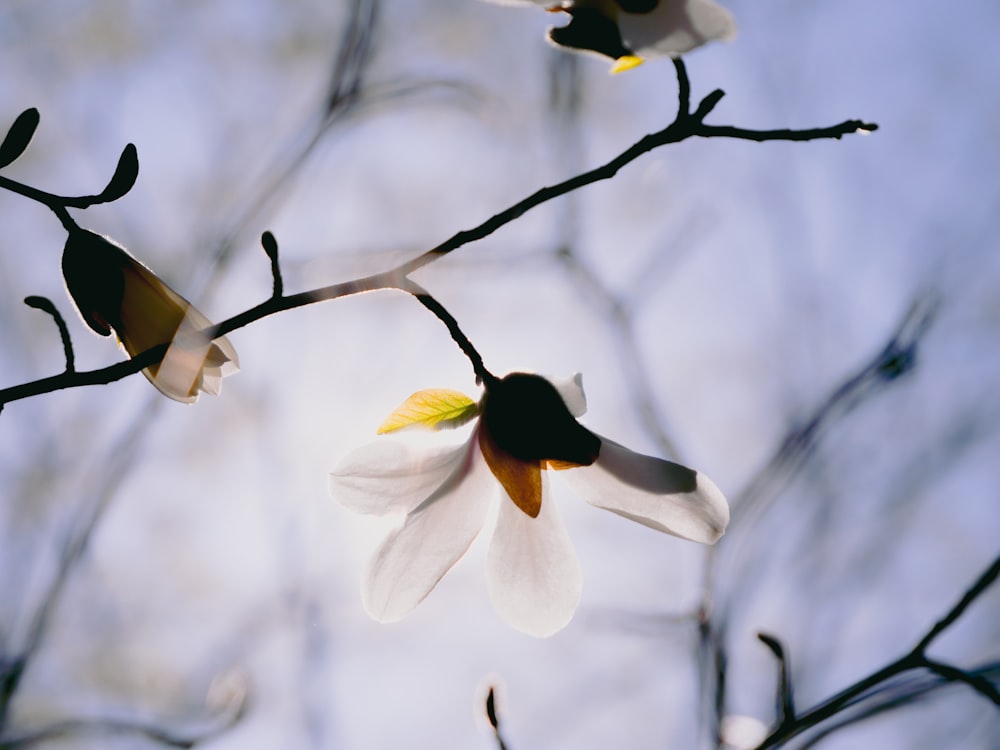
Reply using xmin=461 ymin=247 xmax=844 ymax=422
xmin=0 ymin=0 xmax=998 ymax=748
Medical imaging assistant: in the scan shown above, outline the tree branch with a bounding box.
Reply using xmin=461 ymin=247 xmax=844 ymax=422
xmin=0 ymin=60 xmax=877 ymax=408
xmin=754 ymin=553 xmax=1000 ymax=748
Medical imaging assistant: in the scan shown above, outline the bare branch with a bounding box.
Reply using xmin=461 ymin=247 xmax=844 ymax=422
xmin=23 ymin=296 xmax=74 ymax=374
xmin=754 ymin=553 xmax=1000 ymax=748
xmin=0 ymin=60 xmax=878 ymax=409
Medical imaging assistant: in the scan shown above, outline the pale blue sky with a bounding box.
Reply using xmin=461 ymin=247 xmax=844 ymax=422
xmin=1 ymin=1 xmax=998 ymax=748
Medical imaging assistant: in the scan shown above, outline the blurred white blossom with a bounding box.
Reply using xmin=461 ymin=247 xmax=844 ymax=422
xmin=501 ymin=0 xmax=736 ymax=72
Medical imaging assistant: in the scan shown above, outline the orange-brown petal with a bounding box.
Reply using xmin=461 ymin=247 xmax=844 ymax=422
xmin=479 ymin=425 xmax=542 ymax=518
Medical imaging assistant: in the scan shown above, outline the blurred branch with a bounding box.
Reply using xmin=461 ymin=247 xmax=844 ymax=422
xmin=0 ymin=683 xmax=247 ymax=750
xmin=699 ymin=294 xmax=939 ymax=740
xmin=0 ymin=60 xmax=877 ymax=409
xmin=543 ymin=53 xmax=683 ymax=458
xmin=732 ymin=294 xmax=938 ymax=527
xmin=754 ymin=553 xmax=1000 ymax=749
xmin=195 ymin=0 xmax=382 ymax=284
xmin=556 ymin=246 xmax=683 ymax=459
xmin=0 ymin=407 xmax=162 ymax=730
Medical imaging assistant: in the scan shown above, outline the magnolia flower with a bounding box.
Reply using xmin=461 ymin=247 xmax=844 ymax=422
xmin=61 ymin=228 xmax=238 ymax=403
xmin=509 ymin=0 xmax=736 ymax=72
xmin=330 ymin=372 xmax=728 ymax=637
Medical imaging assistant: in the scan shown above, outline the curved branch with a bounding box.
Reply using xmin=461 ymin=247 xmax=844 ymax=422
xmin=23 ymin=296 xmax=75 ymax=373
xmin=0 ymin=60 xmax=878 ymax=408
xmin=399 ymin=278 xmax=497 ymax=386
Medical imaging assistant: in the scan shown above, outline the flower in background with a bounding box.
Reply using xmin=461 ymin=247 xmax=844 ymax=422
xmin=330 ymin=372 xmax=728 ymax=637
xmin=61 ymin=228 xmax=239 ymax=403
xmin=506 ymin=0 xmax=736 ymax=73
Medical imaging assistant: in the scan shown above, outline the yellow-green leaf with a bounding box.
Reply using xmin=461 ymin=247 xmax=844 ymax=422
xmin=377 ymin=388 xmax=479 ymax=434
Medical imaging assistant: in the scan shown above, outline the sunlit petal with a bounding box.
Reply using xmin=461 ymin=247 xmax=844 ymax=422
xmin=548 ymin=372 xmax=587 ymax=417
xmin=362 ymin=445 xmax=493 ymax=622
xmin=61 ymin=229 xmax=238 ymax=403
xmin=486 ymin=475 xmax=582 ymax=637
xmin=619 ymin=0 xmax=736 ymax=58
xmin=329 ymin=436 xmax=473 ymax=516
xmin=562 ymin=437 xmax=729 ymax=544
xmin=155 ymin=305 xmax=238 ymax=403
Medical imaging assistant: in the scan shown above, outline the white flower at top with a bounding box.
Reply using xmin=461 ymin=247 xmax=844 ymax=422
xmin=330 ymin=372 xmax=728 ymax=637
xmin=501 ymin=0 xmax=736 ymax=72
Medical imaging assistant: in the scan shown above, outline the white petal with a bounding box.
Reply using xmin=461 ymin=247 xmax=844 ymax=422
xmin=156 ymin=329 xmax=211 ymax=402
xmin=153 ymin=301 xmax=239 ymax=403
xmin=619 ymin=0 xmax=736 ymax=58
xmin=330 ymin=436 xmax=472 ymax=515
xmin=562 ymin=438 xmax=729 ymax=544
xmin=486 ymin=475 xmax=582 ymax=637
xmin=362 ymin=447 xmax=494 ymax=622
xmin=547 ymin=372 xmax=587 ymax=417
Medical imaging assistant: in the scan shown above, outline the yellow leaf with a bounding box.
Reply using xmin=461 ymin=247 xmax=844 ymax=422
xmin=377 ymin=388 xmax=479 ymax=434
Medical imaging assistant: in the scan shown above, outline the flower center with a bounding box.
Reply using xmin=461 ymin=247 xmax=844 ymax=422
xmin=478 ymin=373 xmax=601 ymax=518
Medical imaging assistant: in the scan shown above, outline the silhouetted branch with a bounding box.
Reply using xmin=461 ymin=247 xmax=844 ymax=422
xmin=0 ymin=141 xmax=137 ymax=217
xmin=753 ymin=553 xmax=1000 ymax=749
xmin=23 ymin=296 xmax=74 ymax=373
xmin=401 ymin=279 xmax=497 ymax=387
xmin=484 ymin=686 xmax=510 ymax=750
xmin=697 ymin=294 xmax=940 ymax=736
xmin=260 ymin=231 xmax=283 ymax=299
xmin=797 ymin=660 xmax=1000 ymax=749
xmin=399 ymin=60 xmax=875 ymax=277
xmin=917 ymin=552 xmax=1000 ymax=652
xmin=0 ymin=60 xmax=876 ymax=409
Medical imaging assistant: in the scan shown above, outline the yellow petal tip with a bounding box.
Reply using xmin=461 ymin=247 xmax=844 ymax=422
xmin=610 ymin=55 xmax=644 ymax=74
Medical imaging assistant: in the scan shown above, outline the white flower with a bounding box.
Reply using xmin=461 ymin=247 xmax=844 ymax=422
xmin=506 ymin=0 xmax=736 ymax=71
xmin=330 ymin=372 xmax=728 ymax=637
xmin=62 ymin=228 xmax=239 ymax=403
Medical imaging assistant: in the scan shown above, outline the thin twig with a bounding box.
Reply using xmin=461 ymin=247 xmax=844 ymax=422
xmin=260 ymin=231 xmax=283 ymax=299
xmin=23 ymin=296 xmax=74 ymax=373
xmin=753 ymin=554 xmax=1000 ymax=748
xmin=797 ymin=660 xmax=1000 ymax=750
xmin=485 ymin=687 xmax=510 ymax=750
xmin=400 ymin=278 xmax=496 ymax=386
xmin=0 ymin=60 xmax=877 ymax=409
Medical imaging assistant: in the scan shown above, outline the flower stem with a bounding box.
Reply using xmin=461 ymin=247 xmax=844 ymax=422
xmin=400 ymin=279 xmax=496 ymax=387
